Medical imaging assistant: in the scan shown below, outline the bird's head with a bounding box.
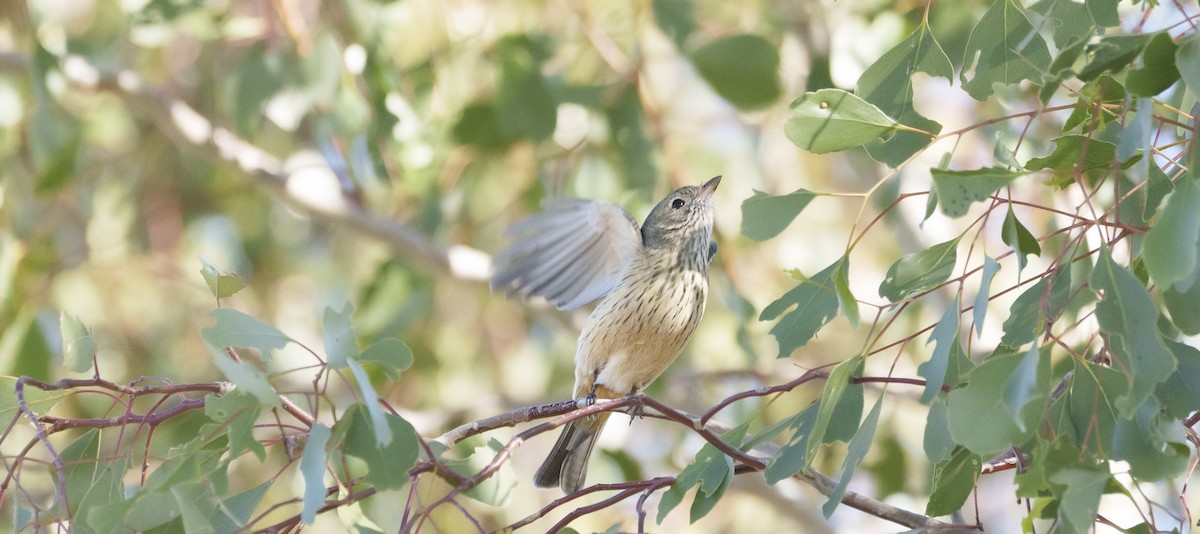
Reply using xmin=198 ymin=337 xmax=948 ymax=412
xmin=641 ymin=176 xmax=720 ymax=253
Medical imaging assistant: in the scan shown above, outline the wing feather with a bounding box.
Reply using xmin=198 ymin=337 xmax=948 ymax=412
xmin=491 ymin=199 xmax=642 ymax=310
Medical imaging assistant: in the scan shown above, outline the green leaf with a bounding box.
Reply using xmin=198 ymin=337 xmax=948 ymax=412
xmin=210 ymin=480 xmax=272 ymax=533
xmin=925 ymin=446 xmax=982 ymax=517
xmin=1157 ymin=340 xmax=1200 ymax=419
xmin=0 ymin=376 xmax=65 ymax=421
xmin=1065 ymin=361 xmax=1122 ymax=456
xmin=359 ymin=338 xmax=413 ymax=380
xmin=1174 ymin=34 xmax=1200 ymax=98
xmin=822 ymin=397 xmax=882 ymax=518
xmin=960 ymin=0 xmax=1052 ymax=100
xmin=496 ymin=35 xmax=557 ymax=140
xmin=1143 ymin=178 xmax=1200 ymax=288
xmin=924 ymin=396 xmax=955 ymax=462
xmin=973 ymin=256 xmax=1001 ymax=336
xmin=659 ymin=437 xmax=734 ymax=522
xmin=1085 ymin=0 xmax=1118 ymax=26
xmin=689 ymin=34 xmax=781 ymax=110
xmin=878 ymin=237 xmax=960 ymax=302
xmin=948 ymin=351 xmax=1046 ymax=455
xmin=1002 ymin=345 xmax=1044 ymax=432
xmin=1051 ymin=467 xmax=1109 ymax=533
xmin=784 ymin=89 xmax=900 ymax=154
xmin=1025 ymin=135 xmax=1119 ymax=179
xmin=919 ymin=296 xmax=961 ymax=404
xmin=689 ymin=452 xmax=733 ymax=523
xmin=452 ymin=103 xmax=512 ymax=150
xmin=1001 ymin=207 xmax=1041 ymax=272
xmin=1128 ymin=32 xmax=1180 ymax=97
xmin=759 ymin=260 xmax=841 ymax=357
xmin=1163 ymin=267 xmax=1200 ymax=335
xmin=346 ymin=357 xmax=392 ymax=446
xmin=201 ymin=309 xmax=291 ymax=360
xmin=1000 ymin=268 xmax=1072 ymax=348
xmin=300 ymin=423 xmax=331 ymax=525
xmin=171 ymin=482 xmax=220 ymax=534
xmin=740 ymin=188 xmax=818 ymax=241
xmin=207 ymin=346 xmax=280 ymax=408
xmin=806 ymin=356 xmax=863 ymax=466
xmin=930 ymin=167 xmax=1021 ymax=218
xmin=339 ymin=404 xmax=418 ymax=490
xmin=204 ymin=390 xmax=266 ymax=462
xmin=198 ymin=256 xmax=248 ymax=299
xmin=833 ymin=258 xmax=859 ymax=328
xmin=651 ymin=0 xmax=695 ymax=49
xmin=857 ymin=22 xmax=953 ymax=166
xmin=1077 ymin=34 xmax=1152 ymax=82
xmin=34 ymin=132 xmax=80 ymax=195
xmin=1090 ymin=248 xmax=1177 ymax=416
xmin=323 ymin=303 xmax=357 ymax=369
xmin=1111 ymin=397 xmax=1189 ymax=480
xmin=447 ymin=439 xmax=517 ymax=507
xmin=606 ymin=86 xmax=658 ymax=191
xmin=1030 ymin=0 xmax=1095 ymax=49
xmin=60 ymin=313 xmax=95 ymax=373
xmin=763 ymin=405 xmax=818 ymax=483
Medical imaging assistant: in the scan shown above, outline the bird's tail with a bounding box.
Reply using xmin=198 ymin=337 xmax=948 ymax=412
xmin=533 ymin=412 xmax=610 ymax=493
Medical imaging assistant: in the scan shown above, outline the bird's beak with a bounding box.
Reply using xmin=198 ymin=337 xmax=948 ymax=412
xmin=698 ymin=176 xmax=721 ymax=201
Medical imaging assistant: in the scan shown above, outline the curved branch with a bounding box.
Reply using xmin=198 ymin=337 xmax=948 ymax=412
xmin=0 ymin=52 xmax=489 ymax=281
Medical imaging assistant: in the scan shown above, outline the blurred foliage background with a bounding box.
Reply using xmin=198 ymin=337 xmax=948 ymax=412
xmin=2 ymin=0 xmax=1199 ymax=532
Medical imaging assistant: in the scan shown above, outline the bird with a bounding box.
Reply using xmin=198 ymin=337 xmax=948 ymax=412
xmin=491 ymin=176 xmax=721 ymax=493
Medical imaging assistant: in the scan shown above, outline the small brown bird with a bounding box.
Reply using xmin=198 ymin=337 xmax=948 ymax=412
xmin=491 ymin=176 xmax=721 ymax=493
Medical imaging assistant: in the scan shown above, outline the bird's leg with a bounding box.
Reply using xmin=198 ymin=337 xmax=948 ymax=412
xmin=627 ymin=387 xmax=645 ymax=425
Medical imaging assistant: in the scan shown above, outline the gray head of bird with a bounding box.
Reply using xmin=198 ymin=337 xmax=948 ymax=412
xmin=640 ymin=176 xmax=720 ymax=251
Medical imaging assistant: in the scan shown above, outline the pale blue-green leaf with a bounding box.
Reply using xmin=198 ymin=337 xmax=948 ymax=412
xmin=1143 ymin=179 xmax=1200 ymax=289
xmin=208 ymin=346 xmax=280 ymax=408
xmin=1163 ymin=264 xmax=1200 ymax=335
xmin=960 ymin=0 xmax=1052 ymax=100
xmin=948 ymin=352 xmax=1045 ymax=455
xmin=346 ymin=357 xmax=392 ymax=446
xmin=924 ymin=396 xmax=955 ymax=462
xmin=1050 ymin=467 xmax=1109 ymax=533
xmin=210 ymin=480 xmax=272 ymax=533
xmin=1091 ymin=249 xmax=1177 ymax=416
xmin=1116 ymin=97 xmax=1151 ymax=162
xmin=300 ymin=423 xmax=331 ymax=524
xmin=919 ymin=296 xmax=960 ymax=404
xmin=930 ymin=167 xmax=1021 ymax=218
xmin=201 ymin=309 xmax=291 ymax=360
xmin=323 ymin=304 xmax=357 ymax=369
xmin=359 ymin=337 xmax=413 ymax=380
xmin=1077 ymin=34 xmax=1152 ymax=82
xmin=689 ymin=454 xmax=733 ymax=523
xmin=973 ymin=256 xmax=1001 ymax=336
xmin=170 ymin=482 xmax=218 ymax=534
xmin=759 ymin=261 xmax=841 ymax=357
xmin=198 ymin=256 xmax=248 ymax=300
xmin=1157 ymin=340 xmax=1200 ymax=419
xmin=204 ymin=390 xmax=266 ymax=461
xmin=879 ymin=237 xmax=960 ymax=302
xmin=822 ymin=397 xmax=882 ymax=518
xmin=1174 ymin=34 xmax=1200 ymax=97
xmin=651 ymin=0 xmax=695 ymax=49
xmin=60 ymin=313 xmax=95 ymax=373
xmin=1003 ymin=345 xmax=1042 ymax=432
xmin=740 ymin=189 xmax=818 ymax=241
xmin=785 ymin=89 xmax=899 ymax=153
xmin=1112 ymin=397 xmax=1189 ymax=480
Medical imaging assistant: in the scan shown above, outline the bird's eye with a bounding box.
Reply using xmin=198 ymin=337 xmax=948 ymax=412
xmin=670 ymin=198 xmax=685 ymax=209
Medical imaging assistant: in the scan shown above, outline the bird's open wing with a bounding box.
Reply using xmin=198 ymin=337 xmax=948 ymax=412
xmin=491 ymin=198 xmax=642 ymax=310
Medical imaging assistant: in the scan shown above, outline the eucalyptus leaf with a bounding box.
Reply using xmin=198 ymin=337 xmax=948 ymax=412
xmin=785 ymin=89 xmax=900 ymax=153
